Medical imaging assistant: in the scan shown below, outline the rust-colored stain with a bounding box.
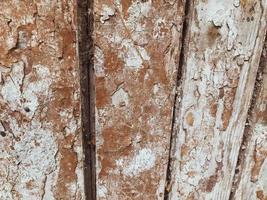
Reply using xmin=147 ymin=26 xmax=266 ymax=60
xmin=98 ymin=126 xmax=133 ymax=177
xmin=200 ymin=162 xmax=223 ymax=193
xmin=222 ymin=108 xmax=233 ymax=130
xmin=203 ymin=174 xmax=218 ymax=193
xmin=104 ymin=49 xmax=123 ymax=73
xmin=26 ymin=180 xmax=35 ymax=190
xmin=256 ymin=190 xmax=267 ymax=200
xmin=96 ymin=77 xmax=110 ymax=108
xmin=187 ymin=192 xmax=196 ymax=200
xmin=102 ymin=126 xmax=132 ymax=153
xmin=60 ymin=28 xmax=76 ymax=58
xmin=251 ymin=147 xmax=267 ymax=182
xmin=207 ymin=26 xmax=220 ymax=47
xmin=56 ymin=137 xmax=78 ymax=198
xmin=121 ymin=0 xmax=133 ymax=19
xmin=186 ymin=112 xmax=194 ymax=126
xmin=221 ymin=88 xmax=237 ymax=130
xmin=209 ymin=100 xmax=218 ymax=118
xmin=181 ymin=144 xmax=190 ymax=157
xmin=240 ymin=0 xmax=254 ymax=7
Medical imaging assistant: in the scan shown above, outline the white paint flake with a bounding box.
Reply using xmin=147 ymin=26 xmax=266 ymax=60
xmin=100 ymin=4 xmax=115 ymax=23
xmin=122 ymin=148 xmax=156 ymax=177
xmin=1 ymin=62 xmax=24 ymax=110
xmin=98 ymin=184 xmax=108 ymax=198
xmin=111 ymin=88 xmax=129 ymax=107
xmin=120 ymin=39 xmax=150 ymax=69
xmin=94 ymin=46 xmax=105 ymax=77
xmin=23 ymin=64 xmax=52 ymax=117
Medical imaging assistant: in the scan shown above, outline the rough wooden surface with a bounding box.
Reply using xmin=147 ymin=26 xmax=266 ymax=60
xmin=0 ymin=1 xmax=84 ymax=199
xmin=94 ymin=0 xmax=185 ymax=199
xmin=230 ymin=40 xmax=267 ymax=200
xmin=167 ymin=0 xmax=267 ymax=199
xmin=1 ymin=1 xmax=267 ymax=200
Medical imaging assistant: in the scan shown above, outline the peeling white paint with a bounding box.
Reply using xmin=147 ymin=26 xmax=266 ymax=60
xmin=120 ymin=39 xmax=150 ymax=68
xmin=1 ymin=62 xmax=24 ymax=110
xmin=122 ymin=148 xmax=156 ymax=177
xmin=98 ymin=184 xmax=108 ymax=198
xmin=125 ymin=0 xmax=152 ymax=31
xmin=111 ymin=88 xmax=129 ymax=107
xmin=95 ymin=46 xmax=105 ymax=77
xmin=22 ymin=64 xmax=52 ymax=117
xmin=153 ymin=17 xmax=167 ymax=39
xmin=100 ymin=4 xmax=115 ymax=23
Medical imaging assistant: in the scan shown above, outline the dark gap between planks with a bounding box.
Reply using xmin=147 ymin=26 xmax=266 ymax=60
xmin=77 ymin=0 xmax=96 ymax=199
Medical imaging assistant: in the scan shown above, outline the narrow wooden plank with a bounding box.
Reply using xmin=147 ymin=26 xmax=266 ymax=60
xmin=230 ymin=40 xmax=267 ymax=200
xmin=0 ymin=1 xmax=84 ymax=199
xmin=94 ymin=0 xmax=185 ymax=199
xmin=167 ymin=0 xmax=267 ymax=199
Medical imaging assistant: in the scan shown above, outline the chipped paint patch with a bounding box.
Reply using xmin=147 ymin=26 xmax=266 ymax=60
xmin=122 ymin=148 xmax=156 ymax=177
xmin=111 ymin=87 xmax=129 ymax=107
xmin=100 ymin=4 xmax=116 ymax=23
xmin=95 ymin=46 xmax=105 ymax=77
xmin=119 ymin=39 xmax=150 ymax=69
xmin=98 ymin=184 xmax=108 ymax=198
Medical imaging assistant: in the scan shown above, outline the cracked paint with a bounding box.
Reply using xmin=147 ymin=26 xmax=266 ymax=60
xmin=0 ymin=1 xmax=84 ymax=199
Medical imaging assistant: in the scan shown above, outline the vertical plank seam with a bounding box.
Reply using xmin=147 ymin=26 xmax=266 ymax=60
xmin=229 ymin=35 xmax=267 ymax=200
xmin=163 ymin=0 xmax=192 ymax=199
xmin=77 ymin=0 xmax=96 ymax=199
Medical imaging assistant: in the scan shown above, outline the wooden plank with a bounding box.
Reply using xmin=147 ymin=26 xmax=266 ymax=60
xmin=167 ymin=0 xmax=267 ymax=199
xmin=230 ymin=41 xmax=267 ymax=200
xmin=94 ymin=0 xmax=185 ymax=199
xmin=0 ymin=1 xmax=84 ymax=199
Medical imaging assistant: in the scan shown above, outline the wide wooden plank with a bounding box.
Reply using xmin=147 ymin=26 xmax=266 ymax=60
xmin=167 ymin=0 xmax=267 ymax=199
xmin=94 ymin=0 xmax=185 ymax=199
xmin=230 ymin=41 xmax=267 ymax=200
xmin=0 ymin=1 xmax=84 ymax=199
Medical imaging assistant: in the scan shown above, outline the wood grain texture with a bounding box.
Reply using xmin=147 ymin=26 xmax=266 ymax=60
xmin=0 ymin=1 xmax=84 ymax=199
xmin=167 ymin=0 xmax=267 ymax=199
xmin=1 ymin=1 xmax=266 ymax=199
xmin=94 ymin=0 xmax=185 ymax=199
xmin=230 ymin=40 xmax=267 ymax=200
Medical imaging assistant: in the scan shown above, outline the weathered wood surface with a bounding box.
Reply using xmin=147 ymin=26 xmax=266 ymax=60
xmin=1 ymin=1 xmax=267 ymax=200
xmin=230 ymin=41 xmax=267 ymax=200
xmin=0 ymin=1 xmax=84 ymax=199
xmin=166 ymin=0 xmax=267 ymax=199
xmin=94 ymin=0 xmax=185 ymax=199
